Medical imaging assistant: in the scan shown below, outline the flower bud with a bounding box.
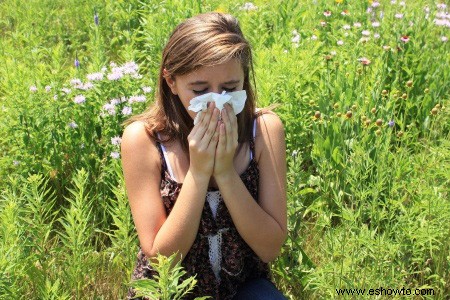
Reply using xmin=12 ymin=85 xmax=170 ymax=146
xmin=371 ymin=107 xmax=376 ymax=114
xmin=375 ymin=129 xmax=382 ymax=136
xmin=435 ymin=104 xmax=441 ymax=109
xmin=376 ymin=119 xmax=383 ymax=126
xmin=352 ymin=104 xmax=357 ymax=110
xmin=382 ymin=89 xmax=388 ymax=96
xmin=424 ymin=88 xmax=430 ymax=94
xmin=431 ymin=108 xmax=438 ymax=115
xmin=346 ymin=111 xmax=353 ymax=118
xmin=333 ymin=103 xmax=339 ymax=109
xmin=337 ymin=112 xmax=342 ymax=117
xmin=402 ymin=93 xmax=407 ymax=99
xmin=309 ymin=100 xmax=315 ymax=106
xmin=397 ymin=131 xmax=404 ymax=137
xmin=365 ymin=119 xmax=371 ymax=126
xmin=314 ymin=111 xmax=321 ymax=119
xmin=406 ymin=80 xmax=413 ymax=87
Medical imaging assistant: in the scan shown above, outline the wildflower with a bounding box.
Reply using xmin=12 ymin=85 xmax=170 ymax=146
xmin=111 ymin=136 xmax=122 ymax=146
xmin=314 ymin=111 xmax=321 ymax=119
xmin=402 ymin=93 xmax=408 ymax=99
xmin=45 ymin=85 xmax=51 ymax=92
xmin=53 ymin=95 xmax=58 ymax=100
xmin=128 ymin=95 xmax=146 ymax=104
xmin=380 ymin=11 xmax=384 ymax=19
xmin=399 ymin=1 xmax=406 ymax=7
xmin=240 ymin=2 xmax=258 ymax=11
xmin=360 ymin=37 xmax=370 ymax=43
xmin=291 ymin=34 xmax=300 ymax=43
xmin=335 ymin=0 xmax=343 ymax=3
xmin=94 ymin=11 xmax=99 ymax=26
xmin=383 ymin=45 xmax=391 ymax=51
xmin=371 ymin=1 xmax=380 ymax=8
xmin=102 ymin=103 xmax=116 ymax=116
xmin=435 ymin=104 xmax=441 ymax=109
xmin=70 ymin=78 xmax=82 ymax=86
xmin=73 ymin=95 xmax=86 ymax=104
xmin=372 ymin=21 xmax=380 ymax=27
xmin=382 ymin=90 xmax=388 ymax=95
xmin=30 ymin=85 xmax=37 ymax=92
xmin=320 ymin=20 xmax=327 ymax=27
xmin=375 ymin=129 xmax=382 ymax=136
xmin=437 ymin=3 xmax=447 ymax=10
xmin=110 ymin=152 xmax=120 ymax=159
xmin=311 ymin=35 xmax=318 ymax=40
xmin=122 ymin=106 xmax=132 ymax=115
xmin=142 ymin=86 xmax=152 ymax=93
xmin=107 ymin=72 xmax=123 ymax=81
xmin=79 ymin=82 xmax=94 ymax=90
xmin=68 ymin=121 xmax=78 ymax=128
xmin=337 ymin=112 xmax=342 ymax=117
xmin=74 ymin=55 xmax=80 ymax=68
xmin=352 ymin=104 xmax=357 ymax=111
xmin=424 ymin=88 xmax=430 ymax=93
xmin=61 ymin=88 xmax=71 ymax=94
xmin=376 ymin=119 xmax=383 ymax=126
xmin=354 ymin=22 xmax=362 ymax=28
xmin=367 ymin=7 xmax=373 ymax=13
xmin=400 ymin=35 xmax=410 ymax=43
xmin=292 ymin=150 xmax=299 ymax=157
xmin=341 ymin=10 xmax=349 ymax=16
xmin=441 ymin=36 xmax=448 ymax=42
xmin=324 ymin=11 xmax=332 ymax=17
xmin=395 ymin=13 xmax=403 ymax=19
xmin=388 ymin=120 xmax=395 ymax=127
xmin=13 ymin=160 xmax=20 ymax=166
xmin=346 ymin=111 xmax=353 ymax=118
xmin=87 ymin=72 xmax=104 ymax=81
xmin=371 ymin=107 xmax=377 ymax=113
xmin=333 ymin=103 xmax=339 ymax=109
xmin=343 ymin=24 xmax=351 ymax=30
xmin=362 ymin=30 xmax=371 ymax=36
xmin=424 ymin=6 xmax=430 ymax=13
xmin=397 ymin=131 xmax=404 ymax=137
xmin=391 ymin=0 xmax=396 ymax=4
xmin=406 ymin=80 xmax=413 ymax=87
xmin=358 ymin=57 xmax=371 ymax=65
xmin=337 ymin=40 xmax=344 ymax=45
xmin=374 ymin=33 xmax=380 ymax=39
xmin=431 ymin=108 xmax=438 ymax=115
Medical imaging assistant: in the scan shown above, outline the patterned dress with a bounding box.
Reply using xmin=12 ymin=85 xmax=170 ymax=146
xmin=128 ymin=121 xmax=270 ymax=300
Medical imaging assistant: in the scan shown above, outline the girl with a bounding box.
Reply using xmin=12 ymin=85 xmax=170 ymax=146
xmin=121 ymin=12 xmax=287 ymax=300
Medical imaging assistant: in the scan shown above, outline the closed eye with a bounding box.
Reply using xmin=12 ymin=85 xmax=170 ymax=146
xmin=193 ymin=88 xmax=208 ymax=95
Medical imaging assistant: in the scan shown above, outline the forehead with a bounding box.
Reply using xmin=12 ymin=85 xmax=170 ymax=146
xmin=180 ymin=59 xmax=244 ymax=83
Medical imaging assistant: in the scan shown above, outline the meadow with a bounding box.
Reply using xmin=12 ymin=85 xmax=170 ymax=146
xmin=0 ymin=0 xmax=449 ymax=299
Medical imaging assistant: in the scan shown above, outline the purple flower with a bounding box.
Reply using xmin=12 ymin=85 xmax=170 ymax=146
xmin=128 ymin=95 xmax=146 ymax=104
xmin=122 ymin=106 xmax=132 ymax=115
xmin=87 ymin=72 xmax=104 ymax=81
xmin=111 ymin=136 xmax=122 ymax=146
xmin=68 ymin=121 xmax=78 ymax=128
xmin=74 ymin=95 xmax=86 ymax=104
xmin=110 ymin=152 xmax=120 ymax=159
xmin=388 ymin=120 xmax=395 ymax=127
xmin=30 ymin=85 xmax=37 ymax=92
xmin=142 ymin=86 xmax=152 ymax=93
xmin=45 ymin=85 xmax=51 ymax=92
xmin=74 ymin=57 xmax=80 ymax=68
xmin=94 ymin=12 xmax=99 ymax=26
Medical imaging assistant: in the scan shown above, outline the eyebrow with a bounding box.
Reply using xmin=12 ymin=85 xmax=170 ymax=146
xmin=188 ymin=79 xmax=241 ymax=86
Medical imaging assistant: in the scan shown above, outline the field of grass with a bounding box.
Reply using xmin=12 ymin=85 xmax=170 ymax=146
xmin=1 ymin=0 xmax=449 ymax=299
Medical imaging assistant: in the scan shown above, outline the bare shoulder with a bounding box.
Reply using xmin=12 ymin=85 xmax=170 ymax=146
xmin=254 ymin=111 xmax=286 ymax=161
xmin=121 ymin=121 xmax=160 ymax=171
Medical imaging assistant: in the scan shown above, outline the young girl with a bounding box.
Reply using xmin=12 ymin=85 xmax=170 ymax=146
xmin=121 ymin=12 xmax=287 ymax=300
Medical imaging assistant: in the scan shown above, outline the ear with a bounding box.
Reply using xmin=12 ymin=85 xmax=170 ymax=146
xmin=163 ymin=68 xmax=178 ymax=95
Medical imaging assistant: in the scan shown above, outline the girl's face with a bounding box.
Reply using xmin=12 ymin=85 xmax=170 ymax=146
xmin=165 ymin=59 xmax=245 ymax=120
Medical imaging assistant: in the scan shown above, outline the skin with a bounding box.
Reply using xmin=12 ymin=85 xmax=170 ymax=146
xmin=121 ymin=59 xmax=287 ymax=264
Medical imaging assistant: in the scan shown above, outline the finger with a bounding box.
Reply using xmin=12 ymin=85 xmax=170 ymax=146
xmin=207 ymin=122 xmax=220 ymax=150
xmin=217 ymin=122 xmax=226 ymax=155
xmin=203 ymin=107 xmax=220 ymax=145
xmin=222 ymin=107 xmax=234 ymax=152
xmin=225 ymin=104 xmax=238 ymax=144
xmin=193 ymin=102 xmax=215 ymax=140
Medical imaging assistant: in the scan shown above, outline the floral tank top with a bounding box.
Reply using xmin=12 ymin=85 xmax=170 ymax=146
xmin=128 ymin=118 xmax=270 ymax=300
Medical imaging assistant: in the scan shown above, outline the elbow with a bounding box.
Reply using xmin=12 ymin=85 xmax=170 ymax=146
xmin=260 ymin=231 xmax=287 ymax=263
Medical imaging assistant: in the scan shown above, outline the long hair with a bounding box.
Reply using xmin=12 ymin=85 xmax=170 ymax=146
xmin=124 ymin=12 xmax=267 ymax=153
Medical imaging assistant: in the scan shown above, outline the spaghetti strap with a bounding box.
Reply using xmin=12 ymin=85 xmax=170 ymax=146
xmin=156 ymin=133 xmax=177 ymax=181
xmin=249 ymin=118 xmax=256 ymax=161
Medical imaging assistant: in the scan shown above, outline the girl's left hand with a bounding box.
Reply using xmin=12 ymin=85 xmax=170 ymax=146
xmin=213 ymin=103 xmax=238 ymax=178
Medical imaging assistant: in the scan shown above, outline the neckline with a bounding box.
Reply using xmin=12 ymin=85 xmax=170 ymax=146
xmin=162 ymin=158 xmax=258 ymax=191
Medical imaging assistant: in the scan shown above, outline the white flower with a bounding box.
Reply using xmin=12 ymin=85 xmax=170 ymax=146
xmin=354 ymin=22 xmax=362 ymax=28
xmin=61 ymin=88 xmax=71 ymax=94
xmin=372 ymin=21 xmax=380 ymax=27
xmin=111 ymin=136 xmax=122 ymax=146
xmin=29 ymin=85 xmax=37 ymax=92
xmin=142 ymin=86 xmax=152 ymax=93
xmin=311 ymin=35 xmax=318 ymax=40
xmin=291 ymin=34 xmax=300 ymax=43
xmin=128 ymin=95 xmax=146 ymax=104
xmin=240 ymin=2 xmax=258 ymax=11
xmin=122 ymin=106 xmax=132 ymax=115
xmin=45 ymin=85 xmax=51 ymax=92
xmin=437 ymin=3 xmax=447 ymax=10
xmin=374 ymin=33 xmax=381 ymax=39
xmin=73 ymin=95 xmax=86 ymax=104
xmin=441 ymin=36 xmax=448 ymax=42
xmin=70 ymin=78 xmax=82 ymax=86
xmin=343 ymin=24 xmax=351 ymax=30
xmin=87 ymin=72 xmax=104 ymax=81
xmin=337 ymin=40 xmax=344 ymax=45
xmin=362 ymin=30 xmax=371 ymax=36
xmin=110 ymin=152 xmax=120 ymax=159
xmin=395 ymin=13 xmax=403 ymax=19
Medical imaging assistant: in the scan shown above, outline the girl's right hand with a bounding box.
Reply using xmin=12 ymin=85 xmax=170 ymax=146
xmin=187 ymin=101 xmax=220 ymax=178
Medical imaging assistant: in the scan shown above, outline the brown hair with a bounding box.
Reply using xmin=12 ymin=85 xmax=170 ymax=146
xmin=124 ymin=12 xmax=270 ymax=153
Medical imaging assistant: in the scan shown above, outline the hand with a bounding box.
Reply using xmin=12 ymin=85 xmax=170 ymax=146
xmin=213 ymin=103 xmax=238 ymax=178
xmin=187 ymin=102 xmax=220 ymax=178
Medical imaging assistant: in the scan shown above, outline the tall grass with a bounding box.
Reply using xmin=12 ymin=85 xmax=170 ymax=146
xmin=1 ymin=0 xmax=449 ymax=299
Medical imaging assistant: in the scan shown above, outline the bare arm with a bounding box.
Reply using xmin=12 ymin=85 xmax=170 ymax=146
xmin=214 ymin=112 xmax=287 ymax=263
xmin=121 ymin=104 xmax=220 ymax=262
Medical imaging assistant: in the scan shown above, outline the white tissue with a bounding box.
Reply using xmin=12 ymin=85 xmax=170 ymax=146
xmin=188 ymin=90 xmax=247 ymax=125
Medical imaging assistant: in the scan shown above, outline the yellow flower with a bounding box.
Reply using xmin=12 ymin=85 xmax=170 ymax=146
xmin=335 ymin=0 xmax=343 ymax=3
xmin=214 ymin=5 xmax=227 ymax=13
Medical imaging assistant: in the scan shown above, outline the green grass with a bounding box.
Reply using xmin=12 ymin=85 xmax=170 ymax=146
xmin=1 ymin=0 xmax=449 ymax=299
